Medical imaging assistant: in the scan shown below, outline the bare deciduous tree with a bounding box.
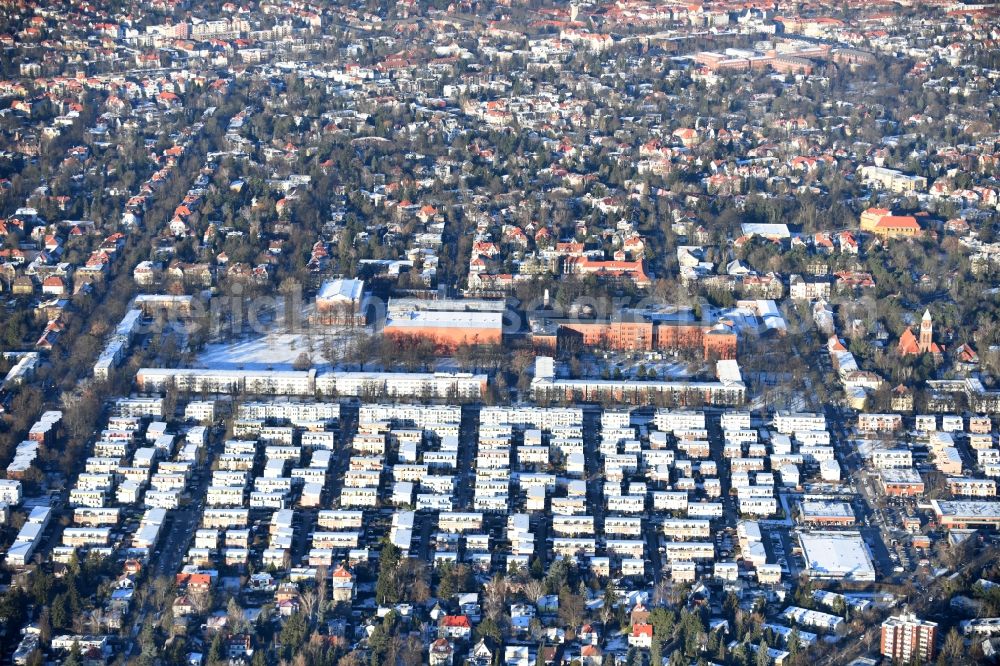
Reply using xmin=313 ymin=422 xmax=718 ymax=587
xmin=300 ymin=590 xmax=318 ymax=622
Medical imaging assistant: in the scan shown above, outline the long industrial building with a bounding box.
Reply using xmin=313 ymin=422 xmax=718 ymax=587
xmin=383 ymin=298 xmax=505 ymax=350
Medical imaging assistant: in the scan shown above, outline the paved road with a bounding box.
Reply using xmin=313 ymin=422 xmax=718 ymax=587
xmin=107 ymin=102 xmax=245 ymax=656
xmin=581 ymin=407 xmax=610 ymax=574
xmin=825 ymin=404 xmax=901 ymax=574
xmin=127 ymin=428 xmax=222 ymax=659
xmin=582 ymin=408 xmax=605 ymax=534
xmin=456 ymin=405 xmax=479 ymax=513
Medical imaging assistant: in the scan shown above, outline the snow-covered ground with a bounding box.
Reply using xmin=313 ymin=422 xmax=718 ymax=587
xmin=579 ymin=352 xmax=706 ymax=380
xmin=197 ymin=334 xmax=325 ymax=370
xmin=196 ymin=331 xmax=361 ymax=370
xmin=434 ymin=358 xmax=462 ymax=373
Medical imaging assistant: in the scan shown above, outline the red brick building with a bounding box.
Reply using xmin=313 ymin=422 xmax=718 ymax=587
xmin=535 ymin=318 xmax=737 ymax=361
xmin=383 ymin=299 xmax=504 ymax=352
xmin=563 ymin=257 xmax=652 ymax=287
xmin=881 ymin=614 xmax=937 ymax=663
xmin=877 ymin=468 xmax=925 ymax=497
xmin=898 ymin=309 xmax=942 ymax=357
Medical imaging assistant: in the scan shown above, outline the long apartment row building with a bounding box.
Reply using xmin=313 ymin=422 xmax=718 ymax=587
xmin=530 ymin=357 xmax=746 ymax=406
xmin=136 ymin=367 xmax=487 ymax=400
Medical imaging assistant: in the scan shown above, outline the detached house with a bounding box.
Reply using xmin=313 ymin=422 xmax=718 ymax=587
xmin=42 ymin=275 xmax=66 ymax=296
xmin=173 ymin=595 xmax=195 ymax=617
xmin=629 ymin=623 xmax=654 ymax=648
xmin=226 ymin=634 xmax=253 ymax=661
xmin=440 ymin=615 xmax=472 ymax=640
xmin=891 ymin=385 xmax=914 ymax=412
xmin=133 ymin=261 xmax=159 ymax=286
xmin=168 ymin=217 xmax=188 ymax=236
xmin=331 ymin=564 xmax=354 ymax=603
xmin=429 ymin=638 xmax=454 ymax=666
xmin=12 ymin=276 xmax=34 ymax=295
xmin=579 ymin=645 xmax=603 ymax=666
xmin=468 ymin=638 xmax=495 ymax=666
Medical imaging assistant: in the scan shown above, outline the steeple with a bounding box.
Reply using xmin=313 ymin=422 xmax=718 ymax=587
xmin=919 ymin=309 xmax=933 ymax=353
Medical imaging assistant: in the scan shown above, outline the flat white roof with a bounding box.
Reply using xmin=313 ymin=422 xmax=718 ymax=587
xmin=385 ymin=309 xmax=503 ymax=330
xmin=388 ymin=297 xmax=506 ymax=313
xmin=716 ymin=360 xmax=743 ymax=385
xmin=317 ymin=278 xmax=364 ymax=302
xmin=800 ymin=500 xmax=854 ymax=519
xmin=139 ymin=368 xmax=315 ymax=379
xmin=798 ymin=531 xmax=875 ymax=580
xmin=134 ymin=294 xmax=193 ymax=303
xmin=879 ymin=467 xmax=923 ymax=484
xmin=6 ymin=540 xmax=36 ymax=562
xmin=932 ymin=500 xmax=1000 ymax=520
xmin=741 ymin=222 xmax=790 ymax=238
xmin=542 ymin=376 xmax=743 ymax=390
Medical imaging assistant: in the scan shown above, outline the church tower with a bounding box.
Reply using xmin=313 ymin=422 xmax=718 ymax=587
xmin=919 ymin=309 xmax=933 ymax=353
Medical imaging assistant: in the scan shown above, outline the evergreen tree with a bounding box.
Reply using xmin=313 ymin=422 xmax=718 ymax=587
xmin=648 ymin=607 xmax=676 ymax=639
xmin=138 ymin=623 xmax=158 ymax=666
xmin=731 ymin=643 xmax=748 ymax=666
xmin=64 ymin=642 xmax=82 ymax=666
xmin=477 ymin=617 xmax=502 ymax=642
xmin=31 ymin=572 xmax=52 ymax=606
xmin=50 ymin=593 xmax=70 ymax=630
xmin=650 ymin=639 xmax=662 ymax=666
xmin=208 ymin=633 xmax=225 ymax=664
xmin=375 ymin=542 xmax=401 ymax=605
xmin=755 ymin=641 xmax=770 ymax=666
xmin=530 ymin=557 xmax=545 ymax=579
xmin=280 ymin=612 xmax=309 ymax=657
xmin=787 ymin=628 xmax=801 ymax=658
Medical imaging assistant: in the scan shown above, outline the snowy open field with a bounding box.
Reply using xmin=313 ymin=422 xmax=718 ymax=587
xmin=196 ymin=332 xmax=356 ymax=370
